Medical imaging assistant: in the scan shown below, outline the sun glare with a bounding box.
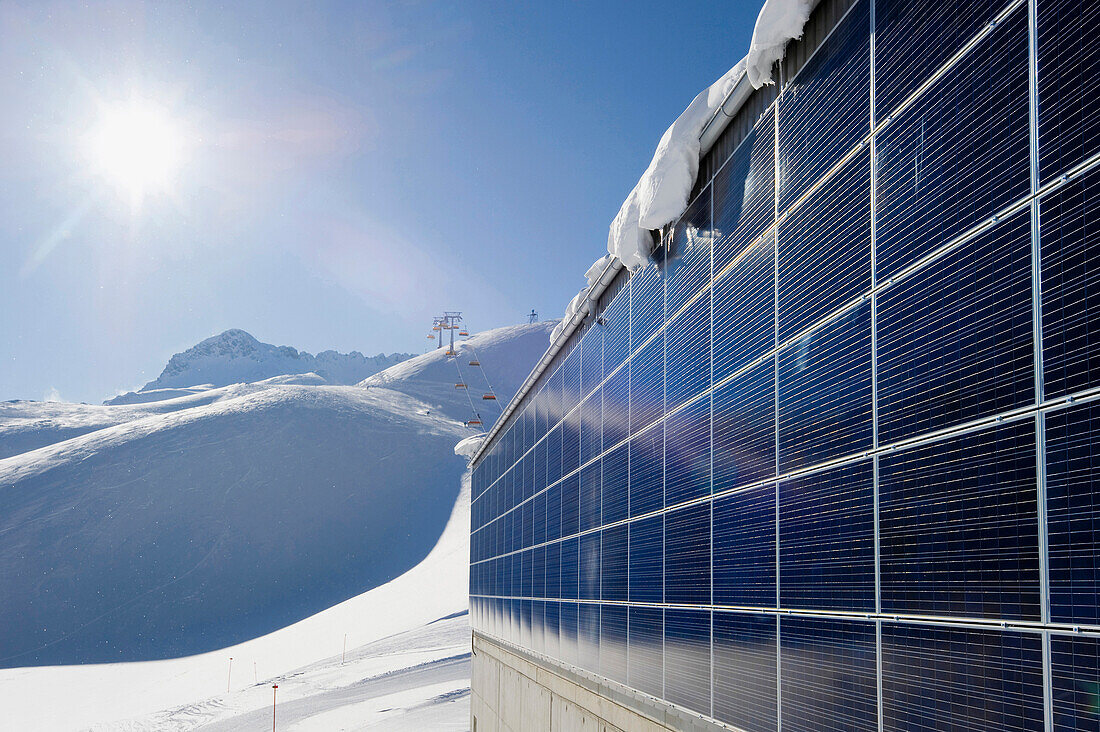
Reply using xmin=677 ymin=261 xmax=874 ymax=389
xmin=85 ymin=99 xmax=186 ymax=204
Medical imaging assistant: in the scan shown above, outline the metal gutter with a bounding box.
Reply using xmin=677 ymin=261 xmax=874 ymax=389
xmin=469 ymin=73 xmax=755 ymax=469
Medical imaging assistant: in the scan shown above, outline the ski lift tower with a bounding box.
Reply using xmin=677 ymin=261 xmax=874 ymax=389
xmin=527 ymin=309 xmax=538 ymax=324
xmin=438 ymin=312 xmax=463 ymax=355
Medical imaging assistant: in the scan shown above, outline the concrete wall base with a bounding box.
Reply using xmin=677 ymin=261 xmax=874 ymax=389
xmin=470 ymin=631 xmax=734 ymax=732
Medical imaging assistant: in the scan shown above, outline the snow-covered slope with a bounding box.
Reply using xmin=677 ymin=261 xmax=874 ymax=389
xmin=361 ymin=321 xmax=556 ymax=424
xmin=0 ymin=383 xmax=467 ymax=668
xmin=132 ymin=329 xmax=412 ymax=394
xmin=0 ymin=472 xmax=473 ymax=731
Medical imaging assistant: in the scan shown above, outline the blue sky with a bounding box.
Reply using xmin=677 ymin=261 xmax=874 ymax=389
xmin=0 ymin=0 xmax=759 ymax=403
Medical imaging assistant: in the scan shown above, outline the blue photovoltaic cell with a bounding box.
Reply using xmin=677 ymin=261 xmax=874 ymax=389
xmin=778 ymin=300 xmax=872 ymax=473
xmin=630 ymin=338 xmax=664 ymax=437
xmin=1042 ymin=168 xmax=1100 ymax=398
xmin=664 ymin=608 xmax=712 ymax=717
xmin=875 ymin=0 xmax=1008 ymax=121
xmin=1046 ymin=403 xmax=1100 ymax=625
xmin=877 ymin=10 xmax=1030 ymax=282
xmin=544 ymin=601 xmax=560 ymax=659
xmin=628 ymin=428 xmax=663 ymax=518
xmin=520 ymin=599 xmax=531 ymax=648
xmin=628 ymin=606 xmax=663 ymax=699
xmin=666 ymin=295 xmax=711 ymax=412
xmin=601 ymin=443 xmax=628 ymax=525
xmin=779 ymin=460 xmax=875 ymax=612
xmin=563 ymin=345 xmax=581 ymax=418
xmin=580 ymin=389 xmax=602 ymax=466
xmin=559 ymin=601 xmax=578 ymax=666
xmin=545 ymin=478 xmax=561 ymax=543
xmin=713 ymin=359 xmax=775 ymax=494
xmin=778 ymin=149 xmax=871 ymax=341
xmin=579 ymin=461 xmax=601 ymax=533
xmin=630 ymin=263 xmax=665 ymax=350
xmin=879 ymin=420 xmax=1040 ymax=620
xmin=713 ymin=234 xmax=775 ymax=383
xmin=579 ymin=532 xmax=600 ymax=601
xmin=713 ymin=483 xmax=776 ymax=608
xmin=600 ymin=604 xmax=628 ymax=684
xmin=546 ymin=422 xmax=562 ymax=486
xmin=560 ymin=536 xmax=579 ymax=600
xmin=778 ymin=0 xmax=869 ymax=210
xmin=531 ymin=545 xmax=545 ymax=600
xmin=580 ymin=327 xmax=602 ymax=401
xmin=663 ymin=395 xmax=711 ymax=505
xmin=1038 ymin=0 xmax=1100 ymax=183
xmin=545 ymin=541 xmax=561 ymax=600
xmin=713 ymin=612 xmax=777 ymax=732
xmin=665 ymin=503 xmax=711 ymax=606
xmin=667 ymin=190 xmax=712 ymax=318
xmin=578 ymin=602 xmax=600 ymax=671
xmin=603 ymin=294 xmax=630 ymax=376
xmin=603 ymin=367 xmax=629 ymax=451
xmin=882 ymin=623 xmax=1045 ymax=732
xmin=780 ymin=616 xmax=878 ymax=732
xmin=563 ymin=471 xmax=580 ymax=534
xmin=1051 ymin=634 xmax=1100 ymax=732
xmin=713 ymin=109 xmax=775 ymax=274
xmin=628 ymin=514 xmax=663 ymax=604
xmin=563 ymin=408 xmax=580 ymax=476
xmin=600 ymin=524 xmax=628 ymax=603
xmin=530 ymin=600 xmax=544 ymax=653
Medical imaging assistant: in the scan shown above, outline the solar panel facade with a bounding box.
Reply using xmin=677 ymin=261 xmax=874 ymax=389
xmin=470 ymin=0 xmax=1100 ymax=727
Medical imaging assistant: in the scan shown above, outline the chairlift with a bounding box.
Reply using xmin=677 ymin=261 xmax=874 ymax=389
xmin=427 ymin=334 xmax=435 ymax=339
xmin=482 ymin=394 xmax=497 ymax=401
xmin=455 ymin=383 xmax=467 ymax=389
xmin=459 ymin=330 xmax=469 ymax=337
xmin=466 ymin=419 xmax=483 ymax=426
xmin=468 ymin=360 xmax=480 ymax=367
xmin=446 ymin=349 xmax=457 ymax=356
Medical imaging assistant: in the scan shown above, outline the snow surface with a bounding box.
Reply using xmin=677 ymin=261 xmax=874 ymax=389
xmin=0 ymin=472 xmax=473 ymax=731
xmin=134 ymin=329 xmax=412 ymax=394
xmin=0 ymin=382 xmax=468 ymax=666
xmin=453 ymin=433 xmax=486 ymax=458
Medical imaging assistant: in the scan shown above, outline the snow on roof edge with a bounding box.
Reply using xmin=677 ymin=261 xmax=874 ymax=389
xmin=470 ymin=0 xmax=819 ymax=468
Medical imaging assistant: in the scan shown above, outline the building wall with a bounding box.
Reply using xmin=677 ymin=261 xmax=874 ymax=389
xmin=471 ymin=0 xmax=1100 ymax=729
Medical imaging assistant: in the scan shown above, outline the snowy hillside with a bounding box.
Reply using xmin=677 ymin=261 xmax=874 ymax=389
xmin=0 ymin=383 xmax=468 ymax=668
xmin=130 ymin=329 xmax=412 ymax=394
xmin=0 ymin=473 xmax=474 ymax=731
xmin=361 ymin=321 xmax=556 ymax=424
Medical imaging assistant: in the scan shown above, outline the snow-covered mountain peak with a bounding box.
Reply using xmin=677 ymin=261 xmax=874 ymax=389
xmin=135 ymin=329 xmax=414 ymax=395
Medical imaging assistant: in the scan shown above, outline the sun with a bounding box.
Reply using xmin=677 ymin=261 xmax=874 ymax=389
xmin=85 ymin=99 xmax=187 ymax=204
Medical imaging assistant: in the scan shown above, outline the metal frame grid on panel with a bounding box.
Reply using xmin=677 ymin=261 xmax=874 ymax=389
xmin=469 ymin=0 xmax=1100 ymax=728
